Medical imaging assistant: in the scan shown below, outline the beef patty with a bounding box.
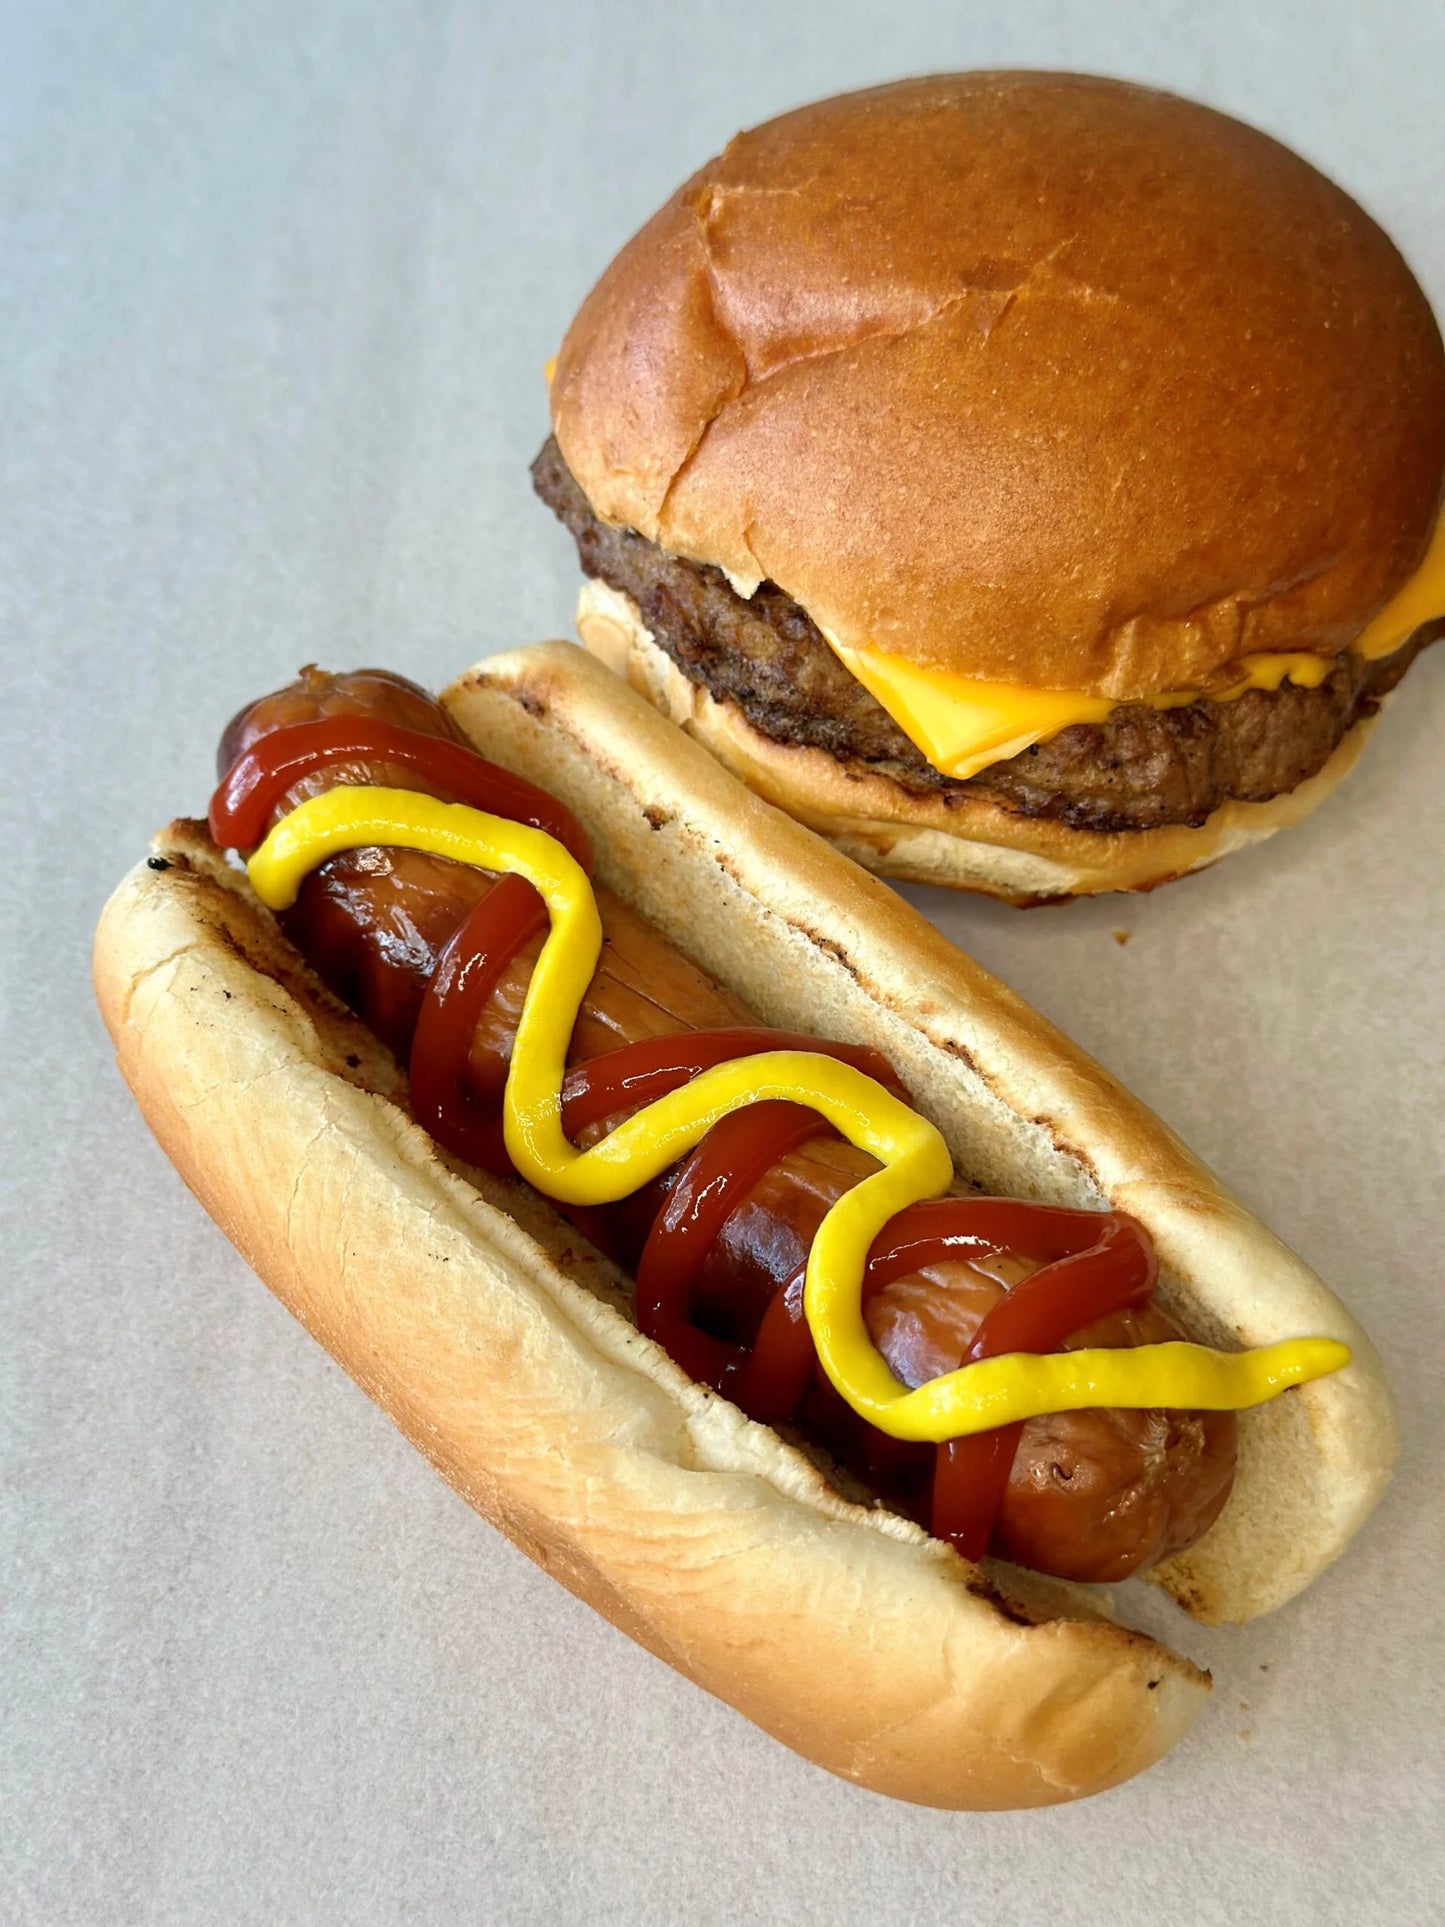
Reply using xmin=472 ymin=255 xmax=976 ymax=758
xmin=533 ymin=437 xmax=1432 ymax=833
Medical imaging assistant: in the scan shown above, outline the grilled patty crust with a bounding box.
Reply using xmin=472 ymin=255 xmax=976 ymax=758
xmin=534 ymin=437 xmax=1431 ymax=833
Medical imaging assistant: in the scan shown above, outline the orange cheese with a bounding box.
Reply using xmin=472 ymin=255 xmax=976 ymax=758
xmin=823 ymin=520 xmax=1443 ymax=781
xmin=1354 ymin=513 xmax=1445 ymax=659
xmin=824 ymin=638 xmax=1335 ymax=782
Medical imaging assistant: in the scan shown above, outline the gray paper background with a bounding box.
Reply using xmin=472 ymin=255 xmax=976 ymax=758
xmin=4 ymin=3 xmax=1442 ymax=1922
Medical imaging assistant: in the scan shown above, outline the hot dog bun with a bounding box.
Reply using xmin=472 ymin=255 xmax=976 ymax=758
xmin=93 ymin=641 xmax=1396 ymax=1807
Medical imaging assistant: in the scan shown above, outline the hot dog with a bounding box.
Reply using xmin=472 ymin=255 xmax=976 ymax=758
xmin=216 ymin=664 xmax=1235 ymax=1586
xmin=94 ymin=641 xmax=1397 ymax=1807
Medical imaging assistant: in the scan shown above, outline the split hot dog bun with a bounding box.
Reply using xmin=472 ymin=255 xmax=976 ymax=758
xmin=93 ymin=642 xmax=1396 ymax=1808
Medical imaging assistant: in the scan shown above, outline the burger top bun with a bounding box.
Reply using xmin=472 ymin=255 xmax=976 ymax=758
xmin=551 ymin=73 xmax=1445 ymax=701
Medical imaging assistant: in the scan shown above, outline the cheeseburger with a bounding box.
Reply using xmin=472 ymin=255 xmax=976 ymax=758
xmin=534 ymin=73 xmax=1445 ymax=900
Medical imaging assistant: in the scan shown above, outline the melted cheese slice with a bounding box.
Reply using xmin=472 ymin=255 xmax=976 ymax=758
xmin=824 ymin=520 xmax=1444 ymax=781
xmin=1355 ymin=513 xmax=1445 ymax=659
xmin=825 ymin=636 xmax=1335 ymax=782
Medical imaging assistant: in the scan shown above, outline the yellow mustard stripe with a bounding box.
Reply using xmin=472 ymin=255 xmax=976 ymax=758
xmin=824 ymin=1337 xmax=1349 ymax=1443
xmin=248 ymin=786 xmax=1349 ymax=1442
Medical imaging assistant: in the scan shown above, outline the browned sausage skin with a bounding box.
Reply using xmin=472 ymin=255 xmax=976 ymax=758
xmin=221 ymin=667 xmax=1236 ymax=1584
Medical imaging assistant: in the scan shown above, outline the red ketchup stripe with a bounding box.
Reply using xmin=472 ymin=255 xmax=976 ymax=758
xmin=215 ymin=713 xmax=1159 ymax=1567
xmin=209 ymin=717 xmax=594 ymax=872
xmin=635 ymin=1101 xmax=831 ymax=1390
xmin=728 ymin=1264 xmax=815 ymax=1425
xmin=919 ymin=1207 xmax=1158 ymax=1559
xmin=409 ymin=871 xmax=546 ymax=1176
xmin=682 ymin=1196 xmax=1157 ymax=1558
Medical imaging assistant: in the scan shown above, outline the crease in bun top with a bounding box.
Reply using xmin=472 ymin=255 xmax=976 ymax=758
xmin=534 ymin=72 xmax=1445 ymax=901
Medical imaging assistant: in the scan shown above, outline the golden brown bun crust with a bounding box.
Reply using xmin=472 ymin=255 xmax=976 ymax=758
xmin=578 ymin=578 xmax=1381 ymax=900
xmin=94 ymin=644 xmax=1396 ymax=1804
xmin=553 ymin=73 xmax=1445 ymax=698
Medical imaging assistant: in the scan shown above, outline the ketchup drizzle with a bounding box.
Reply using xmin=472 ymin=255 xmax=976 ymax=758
xmin=209 ymin=716 xmax=594 ymax=872
xmin=409 ymin=870 xmax=546 ymax=1174
xmin=214 ymin=718 xmax=1160 ymax=1565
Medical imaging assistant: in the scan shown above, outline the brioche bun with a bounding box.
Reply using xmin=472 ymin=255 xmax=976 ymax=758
xmin=553 ymin=73 xmax=1445 ymax=699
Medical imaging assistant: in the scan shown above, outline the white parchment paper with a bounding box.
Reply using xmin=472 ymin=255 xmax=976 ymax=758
xmin=3 ymin=4 xmax=1441 ymax=1922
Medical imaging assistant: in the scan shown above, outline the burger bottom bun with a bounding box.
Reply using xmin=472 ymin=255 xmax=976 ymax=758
xmin=93 ymin=642 xmax=1395 ymax=1805
xmin=576 ymin=579 xmax=1380 ymax=902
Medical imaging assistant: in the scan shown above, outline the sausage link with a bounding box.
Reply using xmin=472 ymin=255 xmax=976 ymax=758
xmin=222 ymin=669 xmax=1235 ymax=1582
